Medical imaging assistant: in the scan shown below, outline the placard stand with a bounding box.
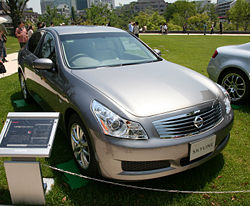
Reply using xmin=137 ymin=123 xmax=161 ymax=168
xmin=0 ymin=112 xmax=60 ymax=205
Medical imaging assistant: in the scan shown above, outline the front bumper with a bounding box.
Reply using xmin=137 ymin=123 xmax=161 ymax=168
xmin=91 ymin=111 xmax=233 ymax=181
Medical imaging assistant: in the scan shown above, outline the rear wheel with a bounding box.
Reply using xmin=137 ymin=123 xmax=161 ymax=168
xmin=68 ymin=114 xmax=99 ymax=176
xmin=219 ymin=69 xmax=249 ymax=104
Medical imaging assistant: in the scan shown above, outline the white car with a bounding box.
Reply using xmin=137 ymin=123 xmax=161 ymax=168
xmin=207 ymin=42 xmax=250 ymax=104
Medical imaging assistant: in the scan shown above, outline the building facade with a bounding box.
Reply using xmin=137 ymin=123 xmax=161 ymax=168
xmin=216 ymin=0 xmax=250 ymax=20
xmin=76 ymin=0 xmax=88 ymax=10
xmin=41 ymin=0 xmax=114 ymax=13
xmin=88 ymin=0 xmax=115 ymax=9
xmin=216 ymin=0 xmax=235 ymax=19
xmin=134 ymin=0 xmax=166 ymax=15
xmin=41 ymin=0 xmax=72 ymax=13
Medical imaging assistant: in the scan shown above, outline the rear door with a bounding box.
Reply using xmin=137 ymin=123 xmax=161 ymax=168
xmin=22 ymin=31 xmax=44 ymax=99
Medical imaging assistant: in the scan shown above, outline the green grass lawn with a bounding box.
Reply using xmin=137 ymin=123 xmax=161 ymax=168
xmin=0 ymin=35 xmax=250 ymax=205
xmin=5 ymin=36 xmax=20 ymax=54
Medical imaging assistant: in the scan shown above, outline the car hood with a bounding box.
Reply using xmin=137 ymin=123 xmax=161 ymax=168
xmin=72 ymin=60 xmax=220 ymax=117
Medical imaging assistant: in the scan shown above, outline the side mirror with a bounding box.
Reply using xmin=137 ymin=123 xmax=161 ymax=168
xmin=33 ymin=58 xmax=53 ymax=70
xmin=154 ymin=49 xmax=161 ymax=56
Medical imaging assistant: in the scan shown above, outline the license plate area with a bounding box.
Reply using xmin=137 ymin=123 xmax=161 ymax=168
xmin=189 ymin=135 xmax=216 ymax=161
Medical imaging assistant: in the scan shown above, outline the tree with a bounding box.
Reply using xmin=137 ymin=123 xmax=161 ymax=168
xmin=2 ymin=0 xmax=29 ymax=33
xmin=188 ymin=13 xmax=209 ymax=31
xmin=135 ymin=11 xmax=151 ymax=29
xmin=205 ymin=3 xmax=218 ymax=23
xmin=135 ymin=11 xmax=165 ymax=30
xmin=85 ymin=4 xmax=112 ymax=25
xmin=163 ymin=3 xmax=176 ymax=21
xmin=39 ymin=6 xmax=70 ymax=27
xmin=71 ymin=6 xmax=76 ymax=22
xmin=195 ymin=1 xmax=205 ymax=14
xmin=228 ymin=0 xmax=250 ymax=31
xmin=149 ymin=12 xmax=165 ymax=30
xmin=113 ymin=3 xmax=137 ymax=29
xmin=170 ymin=0 xmax=196 ymax=30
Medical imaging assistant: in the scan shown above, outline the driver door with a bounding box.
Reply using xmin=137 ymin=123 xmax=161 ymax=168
xmin=31 ymin=32 xmax=63 ymax=111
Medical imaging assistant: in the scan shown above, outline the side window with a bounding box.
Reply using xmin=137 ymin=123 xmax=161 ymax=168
xmin=38 ymin=33 xmax=56 ymax=62
xmin=27 ymin=32 xmax=43 ymax=53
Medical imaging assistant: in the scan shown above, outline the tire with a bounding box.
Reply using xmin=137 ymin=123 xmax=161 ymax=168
xmin=19 ymin=72 xmax=32 ymax=103
xmin=68 ymin=114 xmax=99 ymax=176
xmin=219 ymin=69 xmax=249 ymax=104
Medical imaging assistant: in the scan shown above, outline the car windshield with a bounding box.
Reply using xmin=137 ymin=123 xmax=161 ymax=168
xmin=60 ymin=32 xmax=159 ymax=69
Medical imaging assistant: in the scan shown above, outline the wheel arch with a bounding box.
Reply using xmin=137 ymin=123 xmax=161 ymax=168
xmin=64 ymin=107 xmax=101 ymax=175
xmin=64 ymin=107 xmax=94 ymax=143
xmin=64 ymin=107 xmax=79 ymax=134
xmin=218 ymin=67 xmax=250 ymax=84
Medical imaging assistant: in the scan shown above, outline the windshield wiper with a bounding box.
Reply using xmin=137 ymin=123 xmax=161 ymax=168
xmin=96 ymin=59 xmax=161 ymax=69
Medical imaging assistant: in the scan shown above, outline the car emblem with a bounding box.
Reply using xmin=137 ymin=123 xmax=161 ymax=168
xmin=194 ymin=116 xmax=204 ymax=129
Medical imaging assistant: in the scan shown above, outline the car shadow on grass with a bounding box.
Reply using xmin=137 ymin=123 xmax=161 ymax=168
xmin=6 ymin=92 xmax=226 ymax=206
xmin=231 ymin=103 xmax=250 ymax=113
xmin=46 ymin=144 xmax=225 ymax=205
xmin=42 ymin=154 xmax=225 ymax=206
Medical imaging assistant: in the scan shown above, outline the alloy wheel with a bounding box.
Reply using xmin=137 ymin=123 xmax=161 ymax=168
xmin=70 ymin=123 xmax=90 ymax=169
xmin=221 ymin=72 xmax=246 ymax=102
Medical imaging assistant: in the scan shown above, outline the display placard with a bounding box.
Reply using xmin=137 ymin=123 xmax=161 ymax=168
xmin=0 ymin=112 xmax=60 ymax=157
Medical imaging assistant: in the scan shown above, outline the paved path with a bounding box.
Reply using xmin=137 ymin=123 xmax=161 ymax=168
xmin=141 ymin=33 xmax=250 ymax=36
xmin=0 ymin=52 xmax=18 ymax=79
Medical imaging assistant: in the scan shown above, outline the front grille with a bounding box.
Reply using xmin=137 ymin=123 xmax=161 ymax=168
xmin=153 ymin=102 xmax=223 ymax=139
xmin=122 ymin=160 xmax=170 ymax=172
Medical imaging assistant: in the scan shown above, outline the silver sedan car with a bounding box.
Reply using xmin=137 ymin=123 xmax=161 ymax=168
xmin=18 ymin=26 xmax=233 ymax=181
xmin=207 ymin=42 xmax=250 ymax=104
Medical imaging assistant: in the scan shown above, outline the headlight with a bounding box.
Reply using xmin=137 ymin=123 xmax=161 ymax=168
xmin=217 ymin=84 xmax=231 ymax=114
xmin=91 ymin=100 xmax=148 ymax=140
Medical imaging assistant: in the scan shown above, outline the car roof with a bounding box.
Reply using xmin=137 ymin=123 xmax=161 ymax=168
xmin=44 ymin=25 xmax=126 ymax=36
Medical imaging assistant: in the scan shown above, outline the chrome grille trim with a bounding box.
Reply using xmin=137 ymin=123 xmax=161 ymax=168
xmin=153 ymin=102 xmax=223 ymax=138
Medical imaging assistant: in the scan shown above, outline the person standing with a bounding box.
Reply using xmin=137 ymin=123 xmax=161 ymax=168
xmin=0 ymin=31 xmax=5 ymax=60
xmin=27 ymin=25 xmax=34 ymax=39
xmin=203 ymin=23 xmax=207 ymax=35
xmin=2 ymin=32 xmax=7 ymax=62
xmin=128 ymin=21 xmax=133 ymax=33
xmin=133 ymin=22 xmax=139 ymax=38
xmin=163 ymin=23 xmax=168 ymax=34
xmin=160 ymin=24 xmax=163 ymax=34
xmin=0 ymin=30 xmax=7 ymax=76
xmin=219 ymin=22 xmax=223 ymax=34
xmin=15 ymin=21 xmax=28 ymax=48
xmin=37 ymin=22 xmax=43 ymax=29
xmin=210 ymin=23 xmax=214 ymax=35
xmin=0 ymin=25 xmax=8 ymax=62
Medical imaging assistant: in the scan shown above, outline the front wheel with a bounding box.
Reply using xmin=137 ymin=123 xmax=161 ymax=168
xmin=219 ymin=69 xmax=249 ymax=104
xmin=68 ymin=114 xmax=99 ymax=176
